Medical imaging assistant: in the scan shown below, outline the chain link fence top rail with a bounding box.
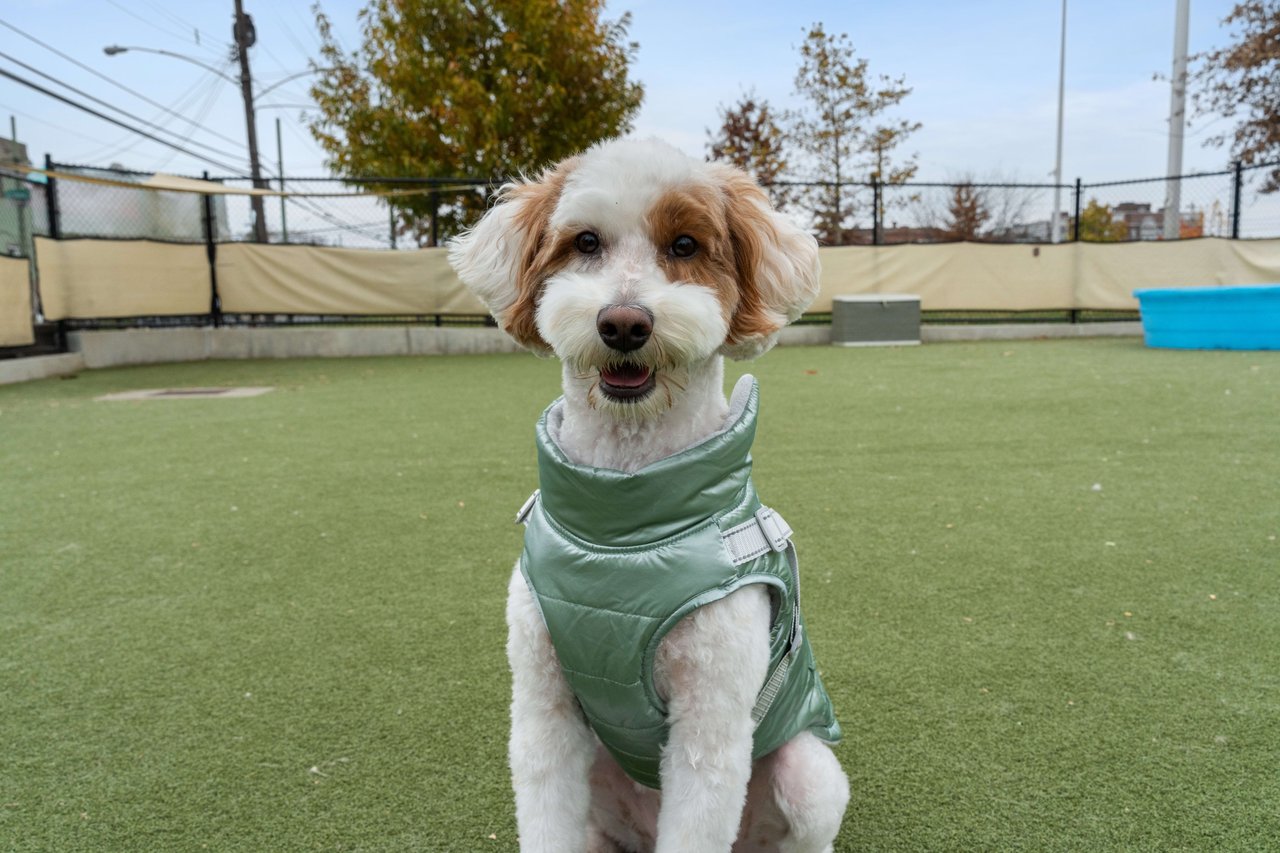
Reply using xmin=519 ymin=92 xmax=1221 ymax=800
xmin=34 ymin=159 xmax=1280 ymax=248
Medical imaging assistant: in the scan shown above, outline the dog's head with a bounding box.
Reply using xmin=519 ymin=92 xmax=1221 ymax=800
xmin=449 ymin=138 xmax=820 ymax=414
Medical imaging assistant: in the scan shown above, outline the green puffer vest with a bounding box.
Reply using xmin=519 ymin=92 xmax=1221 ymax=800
xmin=517 ymin=374 xmax=841 ymax=789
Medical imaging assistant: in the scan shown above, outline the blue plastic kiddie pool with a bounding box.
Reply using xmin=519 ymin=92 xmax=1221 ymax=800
xmin=1134 ymin=285 xmax=1280 ymax=350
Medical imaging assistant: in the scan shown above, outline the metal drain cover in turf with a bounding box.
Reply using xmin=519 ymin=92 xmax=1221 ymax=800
xmin=96 ymin=387 xmax=274 ymax=401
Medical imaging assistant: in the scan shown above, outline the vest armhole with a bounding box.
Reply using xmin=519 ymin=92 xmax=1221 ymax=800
xmin=639 ymin=574 xmax=789 ymax=715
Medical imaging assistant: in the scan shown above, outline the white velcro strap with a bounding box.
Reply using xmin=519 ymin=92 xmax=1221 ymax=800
xmin=721 ymin=506 xmax=793 ymax=565
xmin=515 ymin=489 xmax=540 ymax=526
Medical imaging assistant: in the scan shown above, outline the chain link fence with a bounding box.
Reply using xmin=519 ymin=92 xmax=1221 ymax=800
xmin=1081 ymin=171 xmax=1236 ymax=240
xmin=0 ymin=168 xmax=49 ymax=257
xmin=35 ymin=158 xmax=1280 ymax=249
xmin=0 ymin=168 xmax=52 ymax=356
xmin=769 ymin=160 xmax=1279 ymax=246
xmin=1238 ymin=165 xmax=1280 ymax=238
xmin=8 ymin=155 xmax=1277 ymax=346
xmin=44 ymin=161 xmax=497 ymax=250
xmin=47 ymin=164 xmax=229 ymax=243
xmin=870 ymin=181 xmax=1057 ymax=244
xmin=211 ymin=176 xmax=494 ymax=249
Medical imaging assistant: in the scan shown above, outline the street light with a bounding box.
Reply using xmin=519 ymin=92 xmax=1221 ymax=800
xmin=102 ymin=45 xmax=239 ymax=85
xmin=257 ymin=69 xmax=332 ymax=100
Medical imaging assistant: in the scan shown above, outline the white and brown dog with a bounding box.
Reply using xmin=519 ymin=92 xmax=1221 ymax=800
xmin=449 ymin=138 xmax=849 ymax=853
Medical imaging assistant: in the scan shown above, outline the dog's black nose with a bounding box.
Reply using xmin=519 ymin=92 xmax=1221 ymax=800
xmin=597 ymin=305 xmax=653 ymax=352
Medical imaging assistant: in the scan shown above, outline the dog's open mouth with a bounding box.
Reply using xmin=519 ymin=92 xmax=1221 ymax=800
xmin=598 ymin=363 xmax=656 ymax=401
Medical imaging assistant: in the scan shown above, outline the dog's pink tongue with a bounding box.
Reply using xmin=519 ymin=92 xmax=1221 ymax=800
xmin=601 ymin=364 xmax=652 ymax=388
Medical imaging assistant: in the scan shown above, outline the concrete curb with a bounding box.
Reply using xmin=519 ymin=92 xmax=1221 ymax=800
xmin=0 ymin=322 xmax=1144 ymax=385
xmin=780 ymin=322 xmax=1143 ymax=346
xmin=922 ymin=322 xmax=1144 ymax=342
xmin=0 ymin=352 xmax=86 ymax=386
xmin=64 ymin=325 xmax=526 ymax=370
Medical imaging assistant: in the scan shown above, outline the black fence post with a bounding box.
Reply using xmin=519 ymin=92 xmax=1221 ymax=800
xmin=1231 ymin=161 xmax=1243 ymax=239
xmin=872 ymin=178 xmax=882 ymax=245
xmin=201 ymin=171 xmax=222 ymax=328
xmin=388 ymin=204 xmax=397 ymax=250
xmin=1073 ymin=178 xmax=1082 ymax=242
xmin=429 ymin=190 xmax=440 ymax=248
xmin=43 ymin=153 xmax=60 ymax=239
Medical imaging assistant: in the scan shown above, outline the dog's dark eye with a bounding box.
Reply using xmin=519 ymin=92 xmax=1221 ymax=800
xmin=671 ymin=235 xmax=698 ymax=258
xmin=574 ymin=232 xmax=600 ymax=254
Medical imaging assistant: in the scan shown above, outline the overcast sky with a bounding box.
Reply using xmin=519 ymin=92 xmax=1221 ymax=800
xmin=0 ymin=0 xmax=1245 ymax=184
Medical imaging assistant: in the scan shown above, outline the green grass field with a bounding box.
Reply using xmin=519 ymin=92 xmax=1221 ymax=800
xmin=2 ymin=339 xmax=1278 ymax=851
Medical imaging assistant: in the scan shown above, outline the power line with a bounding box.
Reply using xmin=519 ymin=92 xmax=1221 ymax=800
xmin=0 ymin=99 xmax=119 ymax=148
xmin=0 ymin=49 xmax=247 ymax=165
xmin=70 ymin=64 xmax=229 ymax=163
xmin=0 ymin=66 xmax=247 ymax=175
xmin=134 ymin=0 xmax=216 ymax=51
xmin=103 ymin=0 xmax=222 ymax=59
xmin=287 ymin=4 xmax=325 ymax=51
xmin=270 ymin=9 xmax=317 ymax=59
xmin=1 ymin=12 xmax=373 ymax=244
xmin=0 ymin=16 xmax=248 ymax=152
xmin=144 ymin=70 xmax=230 ymax=172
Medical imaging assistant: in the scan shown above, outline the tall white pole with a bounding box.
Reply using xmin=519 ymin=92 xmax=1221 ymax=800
xmin=1051 ymin=0 xmax=1067 ymax=243
xmin=1163 ymin=0 xmax=1191 ymax=240
xmin=276 ymin=116 xmax=287 ymax=243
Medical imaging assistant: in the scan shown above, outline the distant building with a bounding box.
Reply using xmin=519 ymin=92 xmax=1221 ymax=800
xmin=1111 ymin=203 xmax=1204 ymax=241
xmin=838 ymin=225 xmax=953 ymax=245
xmin=1112 ymin=203 xmax=1161 ymax=241
xmin=990 ymin=219 xmax=1053 ymax=243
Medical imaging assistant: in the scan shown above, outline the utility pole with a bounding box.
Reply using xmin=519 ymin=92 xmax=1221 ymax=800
xmin=233 ymin=0 xmax=268 ymax=242
xmin=1162 ymin=0 xmax=1191 ymax=241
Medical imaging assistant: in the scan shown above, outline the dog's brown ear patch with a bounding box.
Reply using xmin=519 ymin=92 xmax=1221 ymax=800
xmin=503 ymin=160 xmax=578 ymax=351
xmin=711 ymin=164 xmax=821 ymax=360
xmin=721 ymin=172 xmax=787 ymax=346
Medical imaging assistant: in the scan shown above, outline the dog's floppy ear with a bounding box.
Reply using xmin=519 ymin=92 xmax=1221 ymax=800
xmin=712 ymin=165 xmax=821 ymax=360
xmin=448 ymin=160 xmax=577 ymax=353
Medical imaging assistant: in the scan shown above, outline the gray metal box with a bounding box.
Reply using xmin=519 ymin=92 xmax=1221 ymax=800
xmin=831 ymin=294 xmax=921 ymax=346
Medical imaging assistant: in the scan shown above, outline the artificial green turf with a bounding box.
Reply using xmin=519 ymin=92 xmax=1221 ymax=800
xmin=2 ymin=339 xmax=1277 ymax=851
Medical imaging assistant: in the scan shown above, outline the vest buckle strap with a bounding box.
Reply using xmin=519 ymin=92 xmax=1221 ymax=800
xmin=755 ymin=507 xmax=792 ymax=553
xmin=751 ymin=650 xmax=792 ymax=725
xmin=721 ymin=506 xmax=794 ymax=565
xmin=515 ymin=489 xmax=540 ymax=526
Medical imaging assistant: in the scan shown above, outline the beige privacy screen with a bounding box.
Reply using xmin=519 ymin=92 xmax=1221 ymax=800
xmin=32 ymin=236 xmax=1280 ymax=319
xmin=215 ymin=244 xmax=487 ymax=315
xmin=1072 ymin=237 xmax=1280 ymax=309
xmin=0 ymin=256 xmax=34 ymax=346
xmin=813 ymin=238 xmax=1280 ymax=312
xmin=35 ymin=237 xmax=209 ymax=320
xmin=818 ymin=242 xmax=1076 ymax=311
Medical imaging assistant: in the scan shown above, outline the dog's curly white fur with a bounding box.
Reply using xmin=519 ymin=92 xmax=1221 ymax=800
xmin=450 ymin=138 xmax=849 ymax=853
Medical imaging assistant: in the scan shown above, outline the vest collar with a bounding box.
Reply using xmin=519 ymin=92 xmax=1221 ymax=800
xmin=535 ymin=375 xmax=759 ymax=547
